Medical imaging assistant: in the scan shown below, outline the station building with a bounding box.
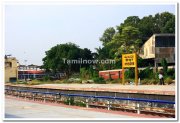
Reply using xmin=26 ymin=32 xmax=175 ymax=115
xmin=18 ymin=64 xmax=45 ymax=80
xmin=139 ymin=34 xmax=175 ymax=70
xmin=5 ymin=56 xmax=19 ymax=82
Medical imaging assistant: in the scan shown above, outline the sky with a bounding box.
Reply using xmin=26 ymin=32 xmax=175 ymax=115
xmin=5 ymin=4 xmax=175 ymax=65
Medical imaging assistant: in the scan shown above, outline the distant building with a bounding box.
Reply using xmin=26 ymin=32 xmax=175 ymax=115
xmin=18 ymin=64 xmax=45 ymax=80
xmin=5 ymin=56 xmax=19 ymax=82
xmin=139 ymin=34 xmax=175 ymax=69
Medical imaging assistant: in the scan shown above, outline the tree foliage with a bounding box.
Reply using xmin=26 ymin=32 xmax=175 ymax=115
xmin=42 ymin=43 xmax=92 ymax=77
xmin=99 ymin=27 xmax=115 ymax=46
xmin=112 ymin=26 xmax=142 ymax=53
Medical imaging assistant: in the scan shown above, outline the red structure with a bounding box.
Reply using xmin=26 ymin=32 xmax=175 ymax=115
xmin=99 ymin=69 xmax=122 ymax=80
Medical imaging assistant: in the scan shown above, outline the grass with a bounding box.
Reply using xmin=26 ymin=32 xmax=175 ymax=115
xmin=8 ymin=77 xmax=175 ymax=85
xmin=9 ymin=79 xmax=63 ymax=85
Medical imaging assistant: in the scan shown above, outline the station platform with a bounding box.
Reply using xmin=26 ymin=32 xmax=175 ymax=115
xmin=6 ymin=84 xmax=175 ymax=95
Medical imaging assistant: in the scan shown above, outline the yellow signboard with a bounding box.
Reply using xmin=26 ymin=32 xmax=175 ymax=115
xmin=122 ymin=53 xmax=138 ymax=85
xmin=122 ymin=53 xmax=137 ymax=68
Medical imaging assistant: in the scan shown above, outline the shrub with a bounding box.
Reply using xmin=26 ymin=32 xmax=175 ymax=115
xmin=139 ymin=67 xmax=154 ymax=79
xmin=124 ymin=79 xmax=134 ymax=85
xmin=80 ymin=68 xmax=87 ymax=78
xmin=80 ymin=67 xmax=97 ymax=79
xmin=140 ymin=79 xmax=159 ymax=85
xmin=167 ymin=68 xmax=175 ymax=79
xmin=74 ymin=101 xmax=86 ymax=107
xmin=111 ymin=79 xmax=121 ymax=84
xmin=161 ymin=58 xmax=168 ymax=76
xmin=92 ymin=71 xmax=99 ymax=78
xmin=106 ymin=78 xmax=121 ymax=84
xmin=27 ymin=81 xmax=41 ymax=85
xmin=149 ymin=79 xmax=159 ymax=85
xmin=64 ymin=97 xmax=75 ymax=105
xmin=16 ymin=81 xmax=28 ymax=85
xmin=66 ymin=78 xmax=82 ymax=83
xmin=42 ymin=75 xmax=50 ymax=81
xmin=93 ymin=77 xmax=106 ymax=84
xmin=125 ymin=68 xmax=135 ymax=79
xmin=63 ymin=79 xmax=69 ymax=83
xmin=165 ymin=77 xmax=174 ymax=85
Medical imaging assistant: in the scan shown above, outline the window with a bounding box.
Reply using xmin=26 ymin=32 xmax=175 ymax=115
xmin=5 ymin=62 xmax=12 ymax=68
xmin=155 ymin=35 xmax=175 ymax=47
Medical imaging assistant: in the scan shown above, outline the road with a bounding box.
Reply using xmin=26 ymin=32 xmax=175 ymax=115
xmin=5 ymin=98 xmax=136 ymax=118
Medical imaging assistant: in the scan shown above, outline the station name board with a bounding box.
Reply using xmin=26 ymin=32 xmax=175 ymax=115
xmin=122 ymin=53 xmax=137 ymax=68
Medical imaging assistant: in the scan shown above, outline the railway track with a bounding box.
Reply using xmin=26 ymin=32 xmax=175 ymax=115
xmin=5 ymin=88 xmax=175 ymax=118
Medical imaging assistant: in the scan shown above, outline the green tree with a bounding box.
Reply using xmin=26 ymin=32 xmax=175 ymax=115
xmin=162 ymin=15 xmax=175 ymax=33
xmin=111 ymin=26 xmax=142 ymax=54
xmin=117 ymin=16 xmax=140 ymax=33
xmin=42 ymin=43 xmax=92 ymax=78
xmin=80 ymin=48 xmax=93 ymax=69
xmin=154 ymin=12 xmax=175 ymax=33
xmin=139 ymin=15 xmax=155 ymax=38
xmin=99 ymin=27 xmax=115 ymax=46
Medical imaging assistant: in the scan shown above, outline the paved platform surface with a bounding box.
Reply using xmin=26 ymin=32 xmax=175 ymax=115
xmin=5 ymin=98 xmax=136 ymax=118
xmin=34 ymin=84 xmax=175 ymax=95
xmin=6 ymin=84 xmax=175 ymax=95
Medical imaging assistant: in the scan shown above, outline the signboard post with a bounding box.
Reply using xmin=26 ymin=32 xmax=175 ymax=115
xmin=122 ymin=53 xmax=138 ymax=85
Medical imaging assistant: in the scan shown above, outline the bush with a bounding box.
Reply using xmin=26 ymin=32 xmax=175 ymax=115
xmin=165 ymin=77 xmax=174 ymax=85
xmin=167 ymin=68 xmax=175 ymax=79
xmin=63 ymin=79 xmax=72 ymax=83
xmin=80 ymin=68 xmax=86 ymax=78
xmin=140 ymin=79 xmax=159 ymax=85
xmin=139 ymin=67 xmax=154 ymax=79
xmin=74 ymin=101 xmax=86 ymax=107
xmin=161 ymin=58 xmax=168 ymax=76
xmin=64 ymin=97 xmax=75 ymax=105
xmin=42 ymin=75 xmax=50 ymax=81
xmin=93 ymin=77 xmax=106 ymax=84
xmin=66 ymin=78 xmax=82 ymax=83
xmin=124 ymin=79 xmax=135 ymax=85
xmin=27 ymin=81 xmax=41 ymax=85
xmin=80 ymin=67 xmax=99 ymax=80
xmin=16 ymin=81 xmax=28 ymax=85
xmin=125 ymin=68 xmax=135 ymax=79
xmin=106 ymin=78 xmax=121 ymax=84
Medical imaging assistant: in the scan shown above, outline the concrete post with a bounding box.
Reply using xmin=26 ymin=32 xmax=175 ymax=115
xmin=86 ymin=98 xmax=89 ymax=108
xmin=24 ymin=93 xmax=26 ymax=100
xmin=43 ymin=95 xmax=46 ymax=103
xmin=59 ymin=95 xmax=61 ymax=103
xmin=138 ymin=78 xmax=141 ymax=85
xmin=107 ymin=101 xmax=110 ymax=110
xmin=68 ymin=97 xmax=71 ymax=105
xmin=33 ymin=94 xmax=35 ymax=101
xmin=55 ymin=95 xmax=57 ymax=103
xmin=18 ymin=91 xmax=20 ymax=98
xmin=137 ymin=103 xmax=140 ymax=114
